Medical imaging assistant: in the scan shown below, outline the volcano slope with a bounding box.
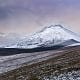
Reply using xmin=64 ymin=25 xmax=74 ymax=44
xmin=0 ymin=46 xmax=80 ymax=80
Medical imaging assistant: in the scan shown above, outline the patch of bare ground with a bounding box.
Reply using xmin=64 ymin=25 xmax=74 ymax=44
xmin=0 ymin=46 xmax=80 ymax=80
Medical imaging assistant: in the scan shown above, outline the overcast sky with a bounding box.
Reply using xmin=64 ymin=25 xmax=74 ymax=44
xmin=0 ymin=0 xmax=80 ymax=34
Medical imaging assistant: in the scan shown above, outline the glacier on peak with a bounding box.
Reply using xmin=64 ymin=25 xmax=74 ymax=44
xmin=0 ymin=24 xmax=80 ymax=48
xmin=15 ymin=24 xmax=80 ymax=48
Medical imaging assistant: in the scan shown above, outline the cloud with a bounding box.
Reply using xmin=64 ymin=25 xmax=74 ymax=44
xmin=0 ymin=0 xmax=80 ymax=33
xmin=0 ymin=0 xmax=80 ymax=19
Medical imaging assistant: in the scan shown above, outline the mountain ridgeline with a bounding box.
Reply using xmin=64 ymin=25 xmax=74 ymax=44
xmin=16 ymin=25 xmax=80 ymax=48
xmin=0 ymin=24 xmax=80 ymax=55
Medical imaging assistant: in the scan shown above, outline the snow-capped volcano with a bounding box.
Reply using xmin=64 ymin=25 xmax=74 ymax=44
xmin=15 ymin=24 xmax=80 ymax=48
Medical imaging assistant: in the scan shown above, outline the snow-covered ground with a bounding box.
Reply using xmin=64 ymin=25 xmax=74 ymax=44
xmin=43 ymin=70 xmax=80 ymax=80
xmin=0 ymin=50 xmax=63 ymax=74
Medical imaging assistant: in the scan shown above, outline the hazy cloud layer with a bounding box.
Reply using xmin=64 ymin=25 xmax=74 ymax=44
xmin=0 ymin=0 xmax=80 ymax=34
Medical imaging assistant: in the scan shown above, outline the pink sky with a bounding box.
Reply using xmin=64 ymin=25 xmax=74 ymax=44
xmin=0 ymin=0 xmax=80 ymax=34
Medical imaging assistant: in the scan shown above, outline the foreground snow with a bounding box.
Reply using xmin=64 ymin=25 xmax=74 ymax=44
xmin=44 ymin=70 xmax=80 ymax=80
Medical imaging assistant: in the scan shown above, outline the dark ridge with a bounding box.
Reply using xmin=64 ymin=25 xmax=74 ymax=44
xmin=0 ymin=45 xmax=80 ymax=56
xmin=0 ymin=45 xmax=64 ymax=56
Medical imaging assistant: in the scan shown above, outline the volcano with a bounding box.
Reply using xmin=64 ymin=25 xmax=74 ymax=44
xmin=15 ymin=24 xmax=80 ymax=48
